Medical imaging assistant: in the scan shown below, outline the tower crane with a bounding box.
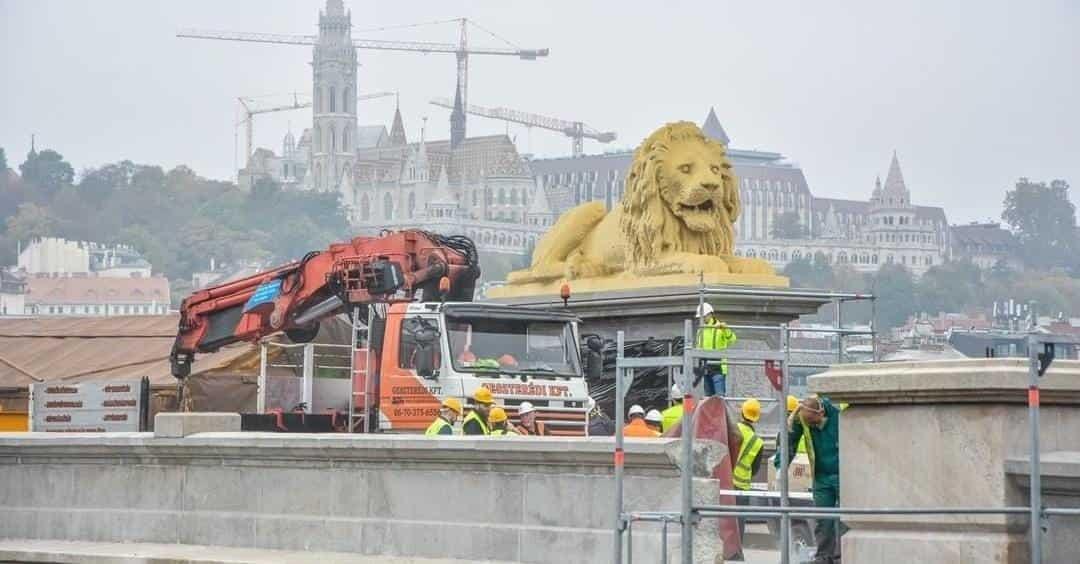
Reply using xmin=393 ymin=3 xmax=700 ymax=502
xmin=179 ymin=17 xmax=547 ymax=139
xmin=429 ymin=97 xmax=616 ymax=157
xmin=236 ymin=91 xmax=396 ymax=167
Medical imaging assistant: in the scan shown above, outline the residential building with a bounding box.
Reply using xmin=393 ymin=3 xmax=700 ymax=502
xmin=24 ymin=275 xmax=171 ymax=317
xmin=18 ymin=238 xmax=153 ymax=278
xmin=950 ymin=222 xmax=1018 ymax=269
xmin=0 ymin=269 xmax=27 ymax=316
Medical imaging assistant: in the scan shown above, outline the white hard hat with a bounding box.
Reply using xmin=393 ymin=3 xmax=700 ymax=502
xmin=645 ymin=409 xmax=663 ymax=423
xmin=586 ymin=397 xmax=596 ymax=411
xmin=671 ymin=383 xmax=685 ymax=400
xmin=696 ymin=302 xmax=715 ymax=318
xmin=518 ymin=401 xmax=536 ymax=415
xmin=628 ymin=404 xmax=646 ymax=417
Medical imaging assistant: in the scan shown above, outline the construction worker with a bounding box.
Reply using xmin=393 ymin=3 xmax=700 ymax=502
xmin=489 ymin=407 xmax=518 ymax=436
xmin=734 ymin=398 xmax=765 ymax=544
xmin=462 ymin=388 xmax=494 ymax=435
xmin=661 ymin=383 xmax=685 ymax=433
xmin=514 ymin=402 xmax=549 ymax=436
xmin=623 ymin=404 xmax=660 ymax=437
xmin=586 ymin=397 xmax=615 ymax=436
xmin=696 ymin=303 xmax=736 ymax=397
xmin=425 ymin=397 xmax=463 ymax=436
xmin=645 ymin=409 xmax=663 ymax=434
xmin=776 ymin=395 xmax=844 ymax=564
xmin=772 ymin=395 xmax=808 ymax=457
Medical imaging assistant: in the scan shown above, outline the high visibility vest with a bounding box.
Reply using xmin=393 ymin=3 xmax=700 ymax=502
xmin=733 ymin=422 xmax=764 ymax=490
xmin=491 ymin=427 xmax=518 ymax=436
xmin=463 ymin=410 xmax=490 ymax=435
xmin=425 ymin=417 xmax=453 ymax=436
xmin=661 ymin=403 xmax=683 ymax=433
xmin=698 ymin=320 xmax=736 ymax=374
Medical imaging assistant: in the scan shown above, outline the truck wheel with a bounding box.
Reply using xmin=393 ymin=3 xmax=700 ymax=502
xmin=285 ymin=322 xmax=320 ymax=344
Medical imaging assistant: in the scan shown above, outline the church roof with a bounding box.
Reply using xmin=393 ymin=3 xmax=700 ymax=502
xmin=356 ymin=125 xmax=389 ymax=149
xmin=701 ymin=107 xmax=730 ymax=145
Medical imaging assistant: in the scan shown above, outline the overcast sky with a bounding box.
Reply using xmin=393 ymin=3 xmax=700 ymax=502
xmin=2 ymin=0 xmax=1077 ymax=223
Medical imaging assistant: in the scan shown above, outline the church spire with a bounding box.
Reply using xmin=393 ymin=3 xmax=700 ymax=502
xmin=882 ymin=151 xmax=910 ymax=204
xmin=450 ymin=80 xmax=466 ymax=149
xmin=388 ymin=97 xmax=407 ymax=146
xmin=701 ymin=107 xmax=730 ymax=145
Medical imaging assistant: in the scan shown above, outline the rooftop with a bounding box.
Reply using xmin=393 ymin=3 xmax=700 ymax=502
xmin=26 ymin=276 xmax=170 ymax=305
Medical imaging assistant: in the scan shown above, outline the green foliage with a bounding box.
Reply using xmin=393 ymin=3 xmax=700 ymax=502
xmin=0 ymin=149 xmax=352 ymax=305
xmin=870 ymin=263 xmax=918 ymax=330
xmin=19 ymin=149 xmax=74 ymax=201
xmin=0 ymin=147 xmax=7 ymax=171
xmin=1002 ymin=178 xmax=1077 ymax=271
xmin=770 ymin=211 xmax=807 ymax=239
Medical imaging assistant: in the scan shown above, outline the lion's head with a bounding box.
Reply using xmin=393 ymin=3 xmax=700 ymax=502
xmin=620 ymin=121 xmax=739 ymax=268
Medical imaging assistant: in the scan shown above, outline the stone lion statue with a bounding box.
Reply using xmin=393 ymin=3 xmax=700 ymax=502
xmin=507 ymin=121 xmax=774 ymax=286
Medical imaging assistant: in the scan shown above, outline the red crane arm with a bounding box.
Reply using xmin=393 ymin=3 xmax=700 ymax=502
xmin=170 ymin=230 xmax=479 ymax=378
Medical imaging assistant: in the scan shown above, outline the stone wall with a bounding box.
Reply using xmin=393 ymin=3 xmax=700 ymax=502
xmin=0 ymin=432 xmax=685 ymax=563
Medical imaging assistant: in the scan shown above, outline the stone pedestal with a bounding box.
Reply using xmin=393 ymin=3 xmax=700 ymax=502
xmin=810 ymin=358 xmax=1080 ymax=564
xmin=1006 ymin=451 xmax=1080 ymax=562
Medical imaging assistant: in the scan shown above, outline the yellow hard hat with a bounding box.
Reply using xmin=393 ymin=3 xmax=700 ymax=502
xmin=741 ymin=398 xmax=761 ymax=422
xmin=441 ymin=397 xmax=463 ymax=416
xmin=473 ymin=387 xmax=494 ymax=405
xmin=786 ymin=395 xmax=799 ymax=413
xmin=489 ymin=407 xmax=508 ymax=423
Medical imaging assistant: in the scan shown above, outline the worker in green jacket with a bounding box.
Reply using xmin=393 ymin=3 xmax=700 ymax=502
xmin=776 ymin=395 xmax=844 ymax=564
xmin=696 ymin=303 xmax=736 ymax=396
xmin=660 ymin=383 xmax=684 ymax=433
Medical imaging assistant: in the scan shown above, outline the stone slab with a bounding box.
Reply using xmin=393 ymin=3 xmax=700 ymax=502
xmin=0 ymin=539 xmax=507 ymax=563
xmin=809 ymin=358 xmax=1080 ymax=404
xmin=154 ymin=412 xmax=241 ymax=438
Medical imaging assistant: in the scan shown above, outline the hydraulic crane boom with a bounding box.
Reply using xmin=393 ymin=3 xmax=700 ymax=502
xmin=429 ymin=97 xmax=615 ymax=157
xmin=170 ymin=230 xmax=480 ymax=378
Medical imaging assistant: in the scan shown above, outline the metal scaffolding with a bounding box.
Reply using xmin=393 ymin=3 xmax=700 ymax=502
xmin=612 ymin=315 xmax=1078 ymax=563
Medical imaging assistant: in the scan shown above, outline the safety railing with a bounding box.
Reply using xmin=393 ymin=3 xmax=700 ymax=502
xmin=613 ymin=319 xmax=1080 ymax=564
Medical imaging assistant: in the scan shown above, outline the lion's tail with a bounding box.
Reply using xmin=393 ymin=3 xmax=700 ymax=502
xmin=505 ymin=201 xmax=606 ymax=284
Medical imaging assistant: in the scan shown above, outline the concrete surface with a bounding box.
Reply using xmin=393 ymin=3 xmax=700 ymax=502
xmin=154 ymin=412 xmax=241 ymax=438
xmin=0 ymin=432 xmax=690 ymax=563
xmin=1007 ymin=451 xmax=1080 ymax=563
xmin=811 ymin=358 xmax=1080 ymax=563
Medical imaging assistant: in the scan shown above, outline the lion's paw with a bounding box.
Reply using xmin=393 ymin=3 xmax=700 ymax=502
xmin=724 ymin=256 xmax=775 ymax=275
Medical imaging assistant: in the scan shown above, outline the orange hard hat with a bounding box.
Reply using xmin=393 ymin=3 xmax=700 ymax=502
xmin=473 ymin=387 xmax=494 ymax=405
xmin=498 ymin=354 xmax=518 ymax=367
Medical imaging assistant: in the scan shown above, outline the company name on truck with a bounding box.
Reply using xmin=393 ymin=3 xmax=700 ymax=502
xmin=482 ymin=383 xmax=572 ymax=398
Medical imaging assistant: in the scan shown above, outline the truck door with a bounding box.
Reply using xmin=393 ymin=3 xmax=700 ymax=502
xmin=379 ymin=312 xmax=457 ymax=431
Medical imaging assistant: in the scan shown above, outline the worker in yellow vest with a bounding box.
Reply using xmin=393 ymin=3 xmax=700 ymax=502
xmin=696 ymin=303 xmax=736 ymax=396
xmin=661 ymin=384 xmax=684 ymax=433
xmin=425 ymin=397 xmax=463 ymax=436
xmin=463 ymin=388 xmax=494 ymax=435
xmin=489 ymin=407 xmax=518 ymax=436
xmin=734 ymin=398 xmax=765 ymax=543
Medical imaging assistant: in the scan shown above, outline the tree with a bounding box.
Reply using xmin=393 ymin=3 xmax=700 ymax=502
xmin=870 ymin=263 xmax=917 ymax=330
xmin=0 ymin=147 xmax=7 ymax=172
xmin=770 ymin=211 xmax=807 ymax=239
xmin=916 ymin=260 xmax=985 ymax=316
xmin=5 ymin=203 xmax=58 ymax=242
xmin=782 ymin=253 xmax=833 ymax=289
xmin=19 ymin=149 xmax=74 ymax=201
xmin=1002 ymin=178 xmax=1077 ymax=271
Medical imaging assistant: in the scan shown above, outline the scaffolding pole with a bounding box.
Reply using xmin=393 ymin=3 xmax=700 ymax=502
xmin=779 ymin=323 xmax=791 ymax=564
xmin=614 ymin=331 xmax=626 ymax=564
xmin=680 ymin=319 xmax=694 ymax=564
xmin=1027 ymin=336 xmax=1043 ymax=564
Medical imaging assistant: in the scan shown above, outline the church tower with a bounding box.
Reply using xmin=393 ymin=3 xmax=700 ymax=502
xmin=449 ymin=81 xmax=466 ymax=149
xmin=311 ymin=0 xmax=357 ymax=193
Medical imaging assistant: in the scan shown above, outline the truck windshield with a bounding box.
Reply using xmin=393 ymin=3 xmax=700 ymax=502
xmin=447 ymin=317 xmax=581 ymax=377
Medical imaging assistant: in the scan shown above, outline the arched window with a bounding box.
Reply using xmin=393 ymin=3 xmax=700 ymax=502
xmin=314 ymin=88 xmax=322 ymax=113
xmin=329 ymin=124 xmax=336 ymax=153
xmin=343 ymin=87 xmax=351 ymax=113
xmin=407 ymin=192 xmax=415 ymax=218
xmin=472 ymin=190 xmax=478 ymax=207
xmin=342 ymin=164 xmax=350 ymax=185
xmin=511 ymin=189 xmax=519 ymax=205
xmin=342 ymin=127 xmax=350 ymax=152
xmin=383 ymin=193 xmax=393 ymax=220
xmin=485 ymin=188 xmax=493 ymax=206
xmin=361 ymin=195 xmax=370 ymax=221
xmin=498 ymin=188 xmax=506 ymax=205
xmin=329 ymin=87 xmax=336 ymax=112
xmin=314 ymin=125 xmax=322 ymax=152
